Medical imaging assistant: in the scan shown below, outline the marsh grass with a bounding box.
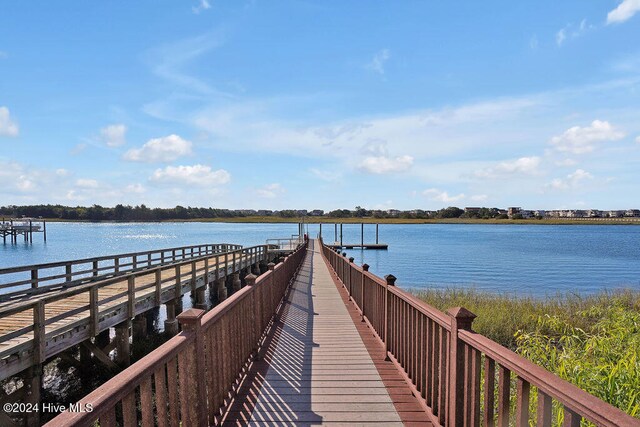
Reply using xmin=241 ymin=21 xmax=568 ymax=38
xmin=414 ymin=288 xmax=640 ymax=422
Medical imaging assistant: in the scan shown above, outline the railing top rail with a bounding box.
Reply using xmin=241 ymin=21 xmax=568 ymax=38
xmin=459 ymin=330 xmax=639 ymax=427
xmin=0 ymin=244 xmax=267 ymax=317
xmin=0 ymin=242 xmax=243 ymax=275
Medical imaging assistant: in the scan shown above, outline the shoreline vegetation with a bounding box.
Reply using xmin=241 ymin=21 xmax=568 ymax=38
xmin=6 ymin=216 xmax=640 ymax=226
xmin=1 ymin=204 xmax=640 ymax=225
xmin=414 ymin=288 xmax=640 ymax=419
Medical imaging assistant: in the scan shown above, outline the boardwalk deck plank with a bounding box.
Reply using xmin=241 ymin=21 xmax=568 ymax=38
xmin=223 ymin=240 xmax=431 ymax=426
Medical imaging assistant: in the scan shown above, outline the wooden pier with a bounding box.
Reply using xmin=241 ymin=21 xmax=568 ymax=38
xmin=0 ymin=243 xmax=292 ymax=427
xmin=1 ymin=218 xmax=47 ymax=244
xmin=43 ymin=239 xmax=638 ymax=427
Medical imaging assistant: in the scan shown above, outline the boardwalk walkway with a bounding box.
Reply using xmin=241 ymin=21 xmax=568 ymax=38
xmin=224 ymin=240 xmax=430 ymax=426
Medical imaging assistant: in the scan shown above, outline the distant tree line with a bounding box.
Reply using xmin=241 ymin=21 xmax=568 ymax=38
xmin=0 ymin=204 xmax=509 ymax=221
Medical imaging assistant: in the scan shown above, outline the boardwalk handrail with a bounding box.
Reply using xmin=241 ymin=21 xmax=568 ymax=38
xmin=46 ymin=240 xmax=307 ymax=426
xmin=320 ymin=239 xmax=638 ymax=427
xmin=0 ymin=242 xmax=243 ymax=302
xmin=0 ymin=244 xmax=265 ymax=382
xmin=266 ymin=236 xmax=304 ymax=250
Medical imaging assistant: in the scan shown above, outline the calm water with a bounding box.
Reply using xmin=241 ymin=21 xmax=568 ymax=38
xmin=1 ymin=222 xmax=639 ymax=296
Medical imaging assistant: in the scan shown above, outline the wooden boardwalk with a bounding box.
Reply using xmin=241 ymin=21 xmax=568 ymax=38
xmin=0 ymin=249 xmax=265 ymax=382
xmin=223 ymin=240 xmax=430 ymax=426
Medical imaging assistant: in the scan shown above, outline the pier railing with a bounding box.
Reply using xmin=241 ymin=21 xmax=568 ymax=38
xmin=46 ymin=240 xmax=307 ymax=426
xmin=266 ymin=236 xmax=304 ymax=251
xmin=0 ymin=245 xmax=263 ymax=381
xmin=320 ymin=241 xmax=638 ymax=427
xmin=0 ymin=243 xmax=242 ymax=302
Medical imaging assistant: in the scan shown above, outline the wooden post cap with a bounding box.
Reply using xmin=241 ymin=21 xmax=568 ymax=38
xmin=177 ymin=308 xmax=205 ymax=328
xmin=362 ymin=263 xmax=370 ymax=271
xmin=385 ymin=274 xmax=397 ymax=286
xmin=245 ymin=273 xmax=257 ymax=286
xmin=267 ymin=262 xmax=276 ymax=270
xmin=446 ymin=307 xmax=477 ymax=330
xmin=342 ymin=252 xmax=347 ymax=257
xmin=348 ymin=257 xmax=354 ymax=263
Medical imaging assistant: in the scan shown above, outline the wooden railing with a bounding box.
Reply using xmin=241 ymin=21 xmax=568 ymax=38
xmin=321 ymin=241 xmax=639 ymax=427
xmin=0 ymin=243 xmax=243 ymax=302
xmin=46 ymin=241 xmax=307 ymax=426
xmin=0 ymin=245 xmax=266 ymax=381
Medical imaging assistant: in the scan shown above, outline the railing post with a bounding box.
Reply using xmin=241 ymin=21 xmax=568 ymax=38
xmin=31 ymin=268 xmax=38 ymax=289
xmin=177 ymin=308 xmax=207 ymax=427
xmin=65 ymin=263 xmax=72 ymax=281
xmin=348 ymin=257 xmax=354 ymax=300
xmin=245 ymin=273 xmax=259 ymax=357
xmin=384 ymin=274 xmax=396 ymax=361
xmin=268 ymin=262 xmax=276 ymax=314
xmin=447 ymin=307 xmax=477 ymax=427
xmin=361 ymin=264 xmax=369 ymax=322
xmin=90 ymin=285 xmax=99 ymax=336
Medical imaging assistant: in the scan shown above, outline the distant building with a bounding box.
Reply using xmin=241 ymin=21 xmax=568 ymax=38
xmin=296 ymin=210 xmax=308 ymax=216
xmin=625 ymin=209 xmax=640 ymax=217
xmin=386 ymin=209 xmax=401 ymax=217
xmin=309 ymin=210 xmax=324 ymax=216
xmin=507 ymin=207 xmax=521 ymax=218
xmin=464 ymin=207 xmax=481 ymax=214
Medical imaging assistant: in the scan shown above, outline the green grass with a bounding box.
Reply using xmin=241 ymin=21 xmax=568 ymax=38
xmin=413 ymin=288 xmax=640 ymax=422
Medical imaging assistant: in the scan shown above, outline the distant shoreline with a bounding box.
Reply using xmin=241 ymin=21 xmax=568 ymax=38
xmin=36 ymin=216 xmax=640 ymax=225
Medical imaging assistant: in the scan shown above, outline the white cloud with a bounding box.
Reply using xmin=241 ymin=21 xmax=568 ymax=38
xmin=550 ymin=120 xmax=626 ymax=154
xmin=192 ymin=0 xmax=211 ymax=14
xmin=0 ymin=106 xmax=19 ymax=137
xmin=529 ymin=35 xmax=539 ymax=50
xmin=475 ymin=156 xmax=541 ymax=178
xmin=546 ymin=169 xmax=593 ymax=190
xmin=124 ymin=134 xmax=193 ymax=162
xmin=76 ymin=179 xmax=99 ymax=189
xmin=150 ymin=164 xmax=230 ymax=187
xmin=358 ymin=155 xmax=413 ymax=174
xmin=17 ymin=176 xmax=35 ymax=191
xmin=556 ymin=28 xmax=567 ymax=46
xmin=423 ymin=188 xmax=465 ymax=203
xmin=635 ymin=135 xmax=640 ymax=143
xmin=607 ymin=0 xmax=640 ymax=24
xmin=100 ymin=124 xmax=127 ymax=147
xmin=55 ymin=168 xmax=70 ymax=177
xmin=255 ymin=183 xmax=285 ymax=199
xmin=0 ymin=51 xmax=7 ymax=59
xmin=366 ymin=49 xmax=390 ymax=75
xmin=556 ymin=20 xmax=593 ymax=46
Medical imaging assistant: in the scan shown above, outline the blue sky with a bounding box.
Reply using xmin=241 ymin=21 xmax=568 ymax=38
xmin=1 ymin=1 xmax=639 ymax=210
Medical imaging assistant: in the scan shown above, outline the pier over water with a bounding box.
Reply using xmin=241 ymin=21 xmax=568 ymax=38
xmin=0 ymin=239 xmax=636 ymax=426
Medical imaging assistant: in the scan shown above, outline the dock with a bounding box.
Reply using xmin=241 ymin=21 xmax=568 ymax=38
xmin=320 ymin=222 xmax=388 ymax=250
xmin=1 ymin=218 xmax=47 ymax=244
xmin=43 ymin=239 xmax=638 ymax=427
